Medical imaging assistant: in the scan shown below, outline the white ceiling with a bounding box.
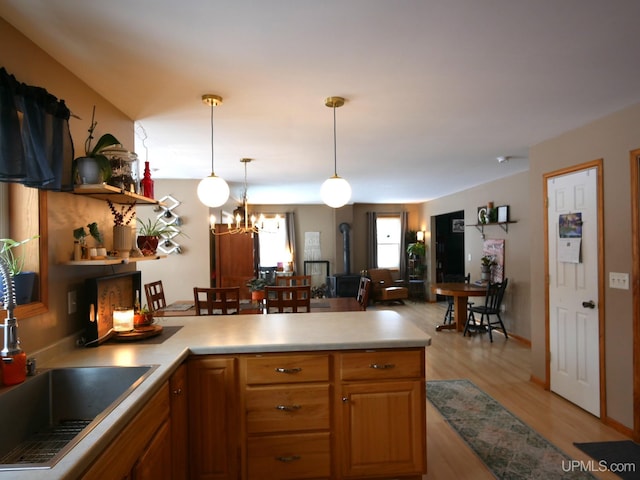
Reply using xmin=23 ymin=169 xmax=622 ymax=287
xmin=2 ymin=0 xmax=640 ymax=205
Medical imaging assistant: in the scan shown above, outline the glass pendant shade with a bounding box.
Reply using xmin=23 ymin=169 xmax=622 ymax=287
xmin=321 ymin=174 xmax=351 ymax=208
xmin=197 ymin=174 xmax=230 ymax=207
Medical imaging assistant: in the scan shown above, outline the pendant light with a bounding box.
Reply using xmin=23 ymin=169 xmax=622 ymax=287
xmin=320 ymin=96 xmax=352 ymax=208
xmin=197 ymin=94 xmax=230 ymax=207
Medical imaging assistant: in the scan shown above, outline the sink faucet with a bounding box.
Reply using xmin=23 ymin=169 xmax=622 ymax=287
xmin=0 ymin=256 xmax=26 ymax=385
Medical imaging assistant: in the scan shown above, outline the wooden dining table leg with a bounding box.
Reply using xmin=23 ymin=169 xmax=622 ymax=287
xmin=453 ymin=295 xmax=469 ymax=332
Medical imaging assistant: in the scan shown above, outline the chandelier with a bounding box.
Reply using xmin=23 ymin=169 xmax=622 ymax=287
xmin=209 ymin=158 xmax=281 ymax=235
xmin=320 ymin=96 xmax=352 ymax=208
xmin=197 ymin=94 xmax=230 ymax=208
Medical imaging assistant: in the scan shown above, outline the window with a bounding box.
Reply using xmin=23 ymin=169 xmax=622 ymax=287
xmin=376 ymin=216 xmax=402 ymax=269
xmin=257 ymin=216 xmax=290 ymax=268
xmin=0 ymin=183 xmax=48 ymax=317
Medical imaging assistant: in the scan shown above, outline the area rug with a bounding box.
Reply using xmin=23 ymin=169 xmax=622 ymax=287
xmin=574 ymin=441 xmax=640 ymax=480
xmin=427 ymin=379 xmax=596 ymax=479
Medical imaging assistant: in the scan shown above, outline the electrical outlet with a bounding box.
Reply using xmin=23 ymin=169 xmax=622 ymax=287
xmin=609 ymin=272 xmax=629 ymax=290
xmin=68 ymin=290 xmax=77 ymax=314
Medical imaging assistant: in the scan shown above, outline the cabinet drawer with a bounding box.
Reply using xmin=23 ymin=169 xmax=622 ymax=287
xmin=244 ymin=354 xmax=329 ymax=385
xmin=339 ymin=349 xmax=424 ymax=381
xmin=246 ymin=384 xmax=330 ymax=433
xmin=247 ymin=432 xmax=330 ymax=479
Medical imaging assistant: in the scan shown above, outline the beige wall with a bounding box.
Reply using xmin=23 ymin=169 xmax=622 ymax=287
xmin=530 ymin=102 xmax=640 ymax=430
xmin=420 ymin=172 xmax=531 ymax=340
xmin=1 ymin=19 xmax=135 ymax=352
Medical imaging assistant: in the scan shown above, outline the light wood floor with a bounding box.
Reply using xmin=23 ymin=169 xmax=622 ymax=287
xmin=375 ymin=300 xmax=629 ymax=480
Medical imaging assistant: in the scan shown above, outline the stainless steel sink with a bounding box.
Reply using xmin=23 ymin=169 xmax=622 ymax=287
xmin=0 ymin=365 xmax=156 ymax=470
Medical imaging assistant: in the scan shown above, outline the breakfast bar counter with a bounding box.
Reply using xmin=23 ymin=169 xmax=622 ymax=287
xmin=1 ymin=310 xmax=430 ymax=480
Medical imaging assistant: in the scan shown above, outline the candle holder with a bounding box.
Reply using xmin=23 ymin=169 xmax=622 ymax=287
xmin=113 ymin=307 xmax=134 ymax=332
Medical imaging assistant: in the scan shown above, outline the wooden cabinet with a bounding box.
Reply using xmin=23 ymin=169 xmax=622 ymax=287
xmin=240 ymin=354 xmax=331 ymax=479
xmin=170 ymin=363 xmax=188 ymax=480
xmin=336 ymin=349 xmax=426 ymax=479
xmin=188 ymin=356 xmax=239 ymax=480
xmin=188 ymin=348 xmax=426 ymax=480
xmin=132 ymin=417 xmax=172 ymax=480
xmin=81 ymin=382 xmax=171 ymax=479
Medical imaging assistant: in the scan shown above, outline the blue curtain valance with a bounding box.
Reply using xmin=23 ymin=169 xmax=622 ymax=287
xmin=0 ymin=67 xmax=74 ymax=190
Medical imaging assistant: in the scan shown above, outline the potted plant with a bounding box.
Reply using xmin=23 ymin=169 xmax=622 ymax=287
xmin=72 ymin=108 xmax=120 ymax=185
xmin=246 ymin=277 xmax=269 ymax=302
xmin=480 ymin=255 xmax=496 ymax=281
xmin=136 ymin=217 xmax=182 ymax=255
xmin=0 ymin=235 xmax=39 ymax=305
xmin=73 ymin=222 xmax=103 ymax=259
xmin=406 ymin=242 xmax=426 ymax=258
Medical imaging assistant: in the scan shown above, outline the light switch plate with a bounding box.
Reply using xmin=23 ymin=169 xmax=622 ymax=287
xmin=609 ymin=272 xmax=629 ymax=290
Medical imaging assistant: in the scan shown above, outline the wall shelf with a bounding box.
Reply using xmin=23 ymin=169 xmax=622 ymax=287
xmin=63 ymin=254 xmax=166 ymax=266
xmin=73 ymin=184 xmax=159 ymax=205
xmin=466 ymin=220 xmax=517 ymax=234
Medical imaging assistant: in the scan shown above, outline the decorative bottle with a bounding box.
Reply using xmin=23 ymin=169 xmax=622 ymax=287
xmin=141 ymin=161 xmax=154 ymax=199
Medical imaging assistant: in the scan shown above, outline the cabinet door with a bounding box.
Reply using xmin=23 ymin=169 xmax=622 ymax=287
xmin=338 ymin=380 xmax=425 ymax=478
xmin=170 ymin=363 xmax=188 ymax=480
xmin=188 ymin=356 xmax=238 ymax=480
xmin=132 ymin=418 xmax=172 ymax=480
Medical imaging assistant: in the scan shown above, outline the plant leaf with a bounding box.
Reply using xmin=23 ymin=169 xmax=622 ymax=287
xmin=90 ymin=134 xmax=120 ymax=156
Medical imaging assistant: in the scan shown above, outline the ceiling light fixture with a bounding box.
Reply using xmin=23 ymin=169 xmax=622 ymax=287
xmin=497 ymin=155 xmax=510 ymax=164
xmin=320 ymin=96 xmax=352 ymax=208
xmin=209 ymin=158 xmax=280 ymax=235
xmin=197 ymin=94 xmax=230 ymax=207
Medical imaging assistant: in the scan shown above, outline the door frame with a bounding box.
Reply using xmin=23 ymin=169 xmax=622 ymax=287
xmin=543 ymin=159 xmax=605 ymax=419
xmin=630 ymin=149 xmax=640 ymax=440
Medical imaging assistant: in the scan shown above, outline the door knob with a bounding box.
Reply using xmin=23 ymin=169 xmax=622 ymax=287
xmin=582 ymin=300 xmax=596 ymax=309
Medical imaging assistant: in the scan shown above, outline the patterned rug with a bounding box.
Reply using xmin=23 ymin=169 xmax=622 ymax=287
xmin=427 ymin=379 xmax=596 ymax=479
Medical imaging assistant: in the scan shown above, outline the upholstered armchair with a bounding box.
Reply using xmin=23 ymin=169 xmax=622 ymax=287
xmin=368 ymin=268 xmax=409 ymax=304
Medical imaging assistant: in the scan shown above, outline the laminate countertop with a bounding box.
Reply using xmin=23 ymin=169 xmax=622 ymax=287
xmin=1 ymin=310 xmax=431 ymax=479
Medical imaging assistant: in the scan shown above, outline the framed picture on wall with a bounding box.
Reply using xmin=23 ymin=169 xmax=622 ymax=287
xmin=497 ymin=205 xmax=509 ymax=223
xmin=452 ymin=219 xmax=465 ymax=233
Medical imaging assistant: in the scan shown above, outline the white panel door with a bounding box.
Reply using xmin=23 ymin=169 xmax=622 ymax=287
xmin=547 ymin=167 xmax=600 ymax=417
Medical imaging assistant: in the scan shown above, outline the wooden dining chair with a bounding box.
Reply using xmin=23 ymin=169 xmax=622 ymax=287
xmin=275 ymin=275 xmax=311 ymax=287
xmin=356 ymin=276 xmax=371 ymax=311
xmin=144 ymin=280 xmax=166 ymax=312
xmin=193 ymin=287 xmax=241 ymax=315
xmin=265 ymin=285 xmax=311 ymax=313
xmin=463 ymin=278 xmax=509 ymax=342
xmin=442 ymin=273 xmax=470 ymax=325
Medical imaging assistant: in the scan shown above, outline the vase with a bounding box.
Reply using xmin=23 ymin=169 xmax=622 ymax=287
xmin=113 ymin=225 xmax=133 ymax=254
xmin=251 ymin=290 xmax=265 ymax=302
xmin=75 ymin=157 xmax=103 ymax=184
xmin=0 ymin=272 xmax=37 ymax=305
xmin=481 ymin=265 xmax=491 ymax=281
xmin=137 ymin=235 xmax=159 ymax=255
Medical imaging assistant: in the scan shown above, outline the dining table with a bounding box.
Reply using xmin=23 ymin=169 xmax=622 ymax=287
xmin=153 ymin=296 xmax=361 ymax=317
xmin=431 ymin=282 xmax=488 ymax=332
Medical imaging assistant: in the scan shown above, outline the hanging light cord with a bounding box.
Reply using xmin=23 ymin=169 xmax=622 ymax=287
xmin=209 ymin=102 xmax=215 ymax=175
xmin=332 ymin=104 xmax=338 ymax=176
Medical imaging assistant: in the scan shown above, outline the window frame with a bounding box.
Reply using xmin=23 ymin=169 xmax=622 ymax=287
xmin=375 ymin=215 xmax=402 ymax=270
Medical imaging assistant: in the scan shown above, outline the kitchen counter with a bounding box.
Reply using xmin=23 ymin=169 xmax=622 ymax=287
xmin=1 ymin=310 xmax=430 ymax=479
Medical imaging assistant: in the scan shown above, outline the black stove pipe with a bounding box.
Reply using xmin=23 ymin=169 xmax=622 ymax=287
xmin=339 ymin=222 xmax=351 ymax=274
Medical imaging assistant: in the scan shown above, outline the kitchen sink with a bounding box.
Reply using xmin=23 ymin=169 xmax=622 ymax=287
xmin=0 ymin=365 xmax=156 ymax=470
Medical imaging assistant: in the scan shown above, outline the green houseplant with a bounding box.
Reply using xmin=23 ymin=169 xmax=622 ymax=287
xmin=246 ymin=277 xmax=269 ymax=302
xmin=0 ymin=235 xmax=39 ymax=304
xmin=136 ymin=217 xmax=184 ymax=255
xmin=73 ymin=109 xmax=120 ymax=185
xmin=480 ymin=255 xmax=496 ymax=281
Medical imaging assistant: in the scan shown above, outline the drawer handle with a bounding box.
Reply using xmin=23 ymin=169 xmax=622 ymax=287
xmin=274 ymin=367 xmax=302 ymax=374
xmin=369 ymin=363 xmax=396 ymax=370
xmin=276 ymin=404 xmax=302 ymax=412
xmin=276 ymin=455 xmax=301 ymax=463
